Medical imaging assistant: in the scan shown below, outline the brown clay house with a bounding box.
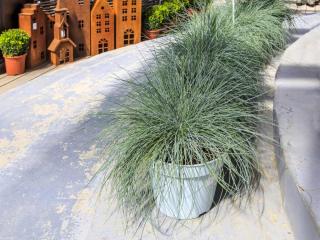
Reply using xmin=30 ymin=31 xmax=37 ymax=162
xmin=19 ymin=4 xmax=47 ymax=68
xmin=59 ymin=0 xmax=91 ymax=58
xmin=48 ymin=0 xmax=76 ymax=65
xmin=91 ymin=0 xmax=115 ymax=55
xmin=16 ymin=0 xmax=142 ymax=68
xmin=114 ymin=0 xmax=142 ymax=48
xmin=33 ymin=0 xmax=57 ymax=48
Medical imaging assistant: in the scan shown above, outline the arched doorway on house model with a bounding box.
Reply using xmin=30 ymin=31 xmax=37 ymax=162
xmin=124 ymin=29 xmax=134 ymax=46
xmin=59 ymin=48 xmax=70 ymax=64
xmin=98 ymin=39 xmax=108 ymax=54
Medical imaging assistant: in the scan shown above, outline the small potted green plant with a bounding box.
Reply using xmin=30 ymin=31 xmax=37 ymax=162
xmin=145 ymin=0 xmax=186 ymax=39
xmin=145 ymin=4 xmax=170 ymax=39
xmin=0 ymin=29 xmax=30 ymax=76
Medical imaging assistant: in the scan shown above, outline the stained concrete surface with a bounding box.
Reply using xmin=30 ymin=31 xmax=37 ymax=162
xmin=0 ymin=14 xmax=318 ymax=240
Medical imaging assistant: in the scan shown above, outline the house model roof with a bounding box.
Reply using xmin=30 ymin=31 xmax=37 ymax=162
xmin=48 ymin=38 xmax=76 ymax=52
xmin=33 ymin=0 xmax=57 ymax=15
xmin=34 ymin=0 xmax=96 ymax=15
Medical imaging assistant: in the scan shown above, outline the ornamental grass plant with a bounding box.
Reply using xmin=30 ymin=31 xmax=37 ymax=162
xmin=98 ymin=0 xmax=291 ymax=231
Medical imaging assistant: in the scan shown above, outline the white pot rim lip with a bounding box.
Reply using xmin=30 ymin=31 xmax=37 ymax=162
xmin=152 ymin=159 xmax=218 ymax=179
xmin=155 ymin=159 xmax=216 ymax=168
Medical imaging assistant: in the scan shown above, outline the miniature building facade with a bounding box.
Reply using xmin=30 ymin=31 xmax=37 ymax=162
xmin=19 ymin=4 xmax=47 ymax=68
xmin=114 ymin=0 xmax=142 ymax=48
xmin=59 ymin=0 xmax=91 ymax=58
xmin=48 ymin=0 xmax=76 ymax=65
xmin=91 ymin=0 xmax=115 ymax=56
xmin=14 ymin=0 xmax=143 ymax=68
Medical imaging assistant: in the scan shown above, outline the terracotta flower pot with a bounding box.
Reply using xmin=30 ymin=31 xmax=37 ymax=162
xmin=145 ymin=29 xmax=161 ymax=40
xmin=4 ymin=54 xmax=27 ymax=76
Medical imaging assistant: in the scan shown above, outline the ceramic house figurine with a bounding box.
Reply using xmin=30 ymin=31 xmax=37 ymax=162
xmin=48 ymin=0 xmax=76 ymax=65
xmin=59 ymin=0 xmax=91 ymax=58
xmin=91 ymin=0 xmax=115 ymax=55
xmin=114 ymin=0 xmax=142 ymax=48
xmin=19 ymin=4 xmax=47 ymax=68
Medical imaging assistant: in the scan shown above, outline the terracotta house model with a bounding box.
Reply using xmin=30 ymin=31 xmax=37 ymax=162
xmin=59 ymin=0 xmax=91 ymax=58
xmin=16 ymin=0 xmax=142 ymax=67
xmin=19 ymin=4 xmax=47 ymax=68
xmin=91 ymin=0 xmax=115 ymax=55
xmin=114 ymin=0 xmax=142 ymax=48
xmin=48 ymin=0 xmax=76 ymax=65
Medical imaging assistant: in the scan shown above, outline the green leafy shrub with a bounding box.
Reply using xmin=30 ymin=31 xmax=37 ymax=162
xmin=99 ymin=0 xmax=291 ymax=232
xmin=146 ymin=0 xmax=187 ymax=30
xmin=146 ymin=4 xmax=170 ymax=30
xmin=0 ymin=29 xmax=30 ymax=57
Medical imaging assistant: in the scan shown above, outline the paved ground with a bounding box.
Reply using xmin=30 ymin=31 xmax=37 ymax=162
xmin=275 ymin=15 xmax=320 ymax=240
xmin=0 ymin=64 xmax=56 ymax=95
xmin=0 ymin=14 xmax=318 ymax=240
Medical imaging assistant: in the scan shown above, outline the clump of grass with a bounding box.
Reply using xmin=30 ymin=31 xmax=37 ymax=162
xmin=98 ymin=0 xmax=291 ymax=232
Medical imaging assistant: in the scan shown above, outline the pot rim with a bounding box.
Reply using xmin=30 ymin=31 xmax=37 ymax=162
xmin=4 ymin=53 xmax=27 ymax=59
xmin=160 ymin=159 xmax=216 ymax=168
xmin=152 ymin=159 xmax=220 ymax=179
xmin=145 ymin=28 xmax=164 ymax=33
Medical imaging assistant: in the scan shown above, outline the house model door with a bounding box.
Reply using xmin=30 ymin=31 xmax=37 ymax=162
xmin=59 ymin=48 xmax=70 ymax=64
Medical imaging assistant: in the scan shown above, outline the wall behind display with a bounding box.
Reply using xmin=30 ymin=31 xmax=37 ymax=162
xmin=0 ymin=0 xmax=31 ymax=32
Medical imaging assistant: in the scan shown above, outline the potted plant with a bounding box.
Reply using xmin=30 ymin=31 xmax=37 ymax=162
xmin=144 ymin=0 xmax=186 ymax=39
xmin=0 ymin=29 xmax=30 ymax=76
xmin=98 ymin=0 xmax=289 ymax=231
xmin=144 ymin=4 xmax=170 ymax=39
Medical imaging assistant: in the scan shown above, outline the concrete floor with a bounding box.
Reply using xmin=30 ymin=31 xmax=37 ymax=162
xmin=0 ymin=13 xmax=318 ymax=240
xmin=0 ymin=63 xmax=56 ymax=95
xmin=275 ymin=17 xmax=320 ymax=240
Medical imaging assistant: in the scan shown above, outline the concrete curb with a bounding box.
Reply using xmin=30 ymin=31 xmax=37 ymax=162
xmin=274 ymin=21 xmax=320 ymax=240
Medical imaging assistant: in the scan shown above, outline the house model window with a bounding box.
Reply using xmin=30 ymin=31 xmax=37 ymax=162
xmin=98 ymin=39 xmax=108 ymax=53
xmin=78 ymin=20 xmax=84 ymax=28
xmin=61 ymin=29 xmax=66 ymax=38
xmin=108 ymin=0 xmax=113 ymax=7
xmin=33 ymin=22 xmax=38 ymax=30
xmin=79 ymin=43 xmax=84 ymax=51
xmin=32 ymin=17 xmax=37 ymax=30
xmin=124 ymin=29 xmax=134 ymax=46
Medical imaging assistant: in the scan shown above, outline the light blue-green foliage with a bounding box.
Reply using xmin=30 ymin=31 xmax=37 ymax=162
xmin=98 ymin=0 xmax=292 ymax=231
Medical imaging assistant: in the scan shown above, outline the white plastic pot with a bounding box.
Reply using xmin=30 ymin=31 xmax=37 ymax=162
xmin=151 ymin=160 xmax=219 ymax=219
